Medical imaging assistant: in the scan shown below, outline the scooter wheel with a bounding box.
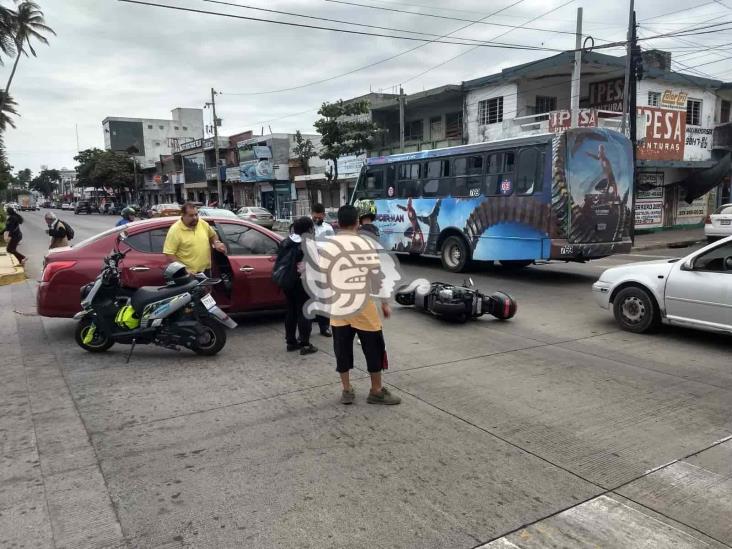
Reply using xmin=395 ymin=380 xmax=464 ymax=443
xmin=192 ymin=318 xmax=227 ymax=356
xmin=395 ymin=289 xmax=415 ymax=306
xmin=483 ymin=292 xmax=517 ymax=320
xmin=74 ymin=317 xmax=114 ymax=352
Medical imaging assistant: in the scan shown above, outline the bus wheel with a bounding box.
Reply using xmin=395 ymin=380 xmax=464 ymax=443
xmin=500 ymin=260 xmax=533 ymax=269
xmin=440 ymin=236 xmax=469 ymax=272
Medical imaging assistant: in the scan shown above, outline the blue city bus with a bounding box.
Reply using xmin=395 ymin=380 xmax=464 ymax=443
xmin=351 ymin=127 xmax=634 ymax=272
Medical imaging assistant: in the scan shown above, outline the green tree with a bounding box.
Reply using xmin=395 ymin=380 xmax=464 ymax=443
xmin=0 ymin=91 xmax=18 ymax=130
xmin=0 ymin=2 xmax=18 ymax=64
xmin=0 ymin=133 xmax=13 ymax=196
xmin=29 ymin=167 xmax=58 ymax=197
xmin=313 ymin=99 xmax=378 ymax=183
xmin=293 ymin=130 xmax=316 ymax=176
xmin=74 ymin=147 xmax=104 ymax=188
xmin=15 ymin=166 xmax=30 ymax=187
xmin=90 ymin=150 xmax=136 ymax=199
xmin=0 ymin=1 xmax=55 ymax=113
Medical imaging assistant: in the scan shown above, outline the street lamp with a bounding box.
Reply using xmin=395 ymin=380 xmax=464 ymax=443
xmin=126 ymin=145 xmax=140 ymax=204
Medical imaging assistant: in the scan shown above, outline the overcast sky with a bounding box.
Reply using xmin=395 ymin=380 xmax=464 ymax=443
xmin=4 ymin=0 xmax=731 ymax=173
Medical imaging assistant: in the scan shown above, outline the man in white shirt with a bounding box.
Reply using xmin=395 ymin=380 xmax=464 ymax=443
xmin=311 ymin=203 xmax=334 ymax=336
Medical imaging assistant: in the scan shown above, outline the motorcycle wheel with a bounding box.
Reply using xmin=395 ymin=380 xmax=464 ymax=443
xmin=191 ymin=318 xmax=227 ymax=356
xmin=74 ymin=317 xmax=114 ymax=352
xmin=394 ymin=289 xmax=415 ymax=306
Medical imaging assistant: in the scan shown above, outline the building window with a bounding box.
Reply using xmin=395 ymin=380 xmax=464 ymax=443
xmin=478 ymin=97 xmax=503 ymax=125
xmin=147 ymin=124 xmax=153 ymax=129
xmin=535 ymin=95 xmax=557 ymax=114
xmin=429 ymin=116 xmax=443 ymax=140
xmin=174 ymin=126 xmax=179 ymax=130
xmin=445 ymin=111 xmax=463 ymax=139
xmin=648 ymin=92 xmax=661 ymax=107
xmin=686 ymin=98 xmax=702 ymax=126
xmin=154 ymin=141 xmax=161 ymax=147
xmin=404 ymin=120 xmax=423 ymax=141
xmin=183 ymin=126 xmax=188 ymax=130
xmin=721 ymin=100 xmax=730 ymax=123
xmin=159 ymin=125 xmax=164 ymax=130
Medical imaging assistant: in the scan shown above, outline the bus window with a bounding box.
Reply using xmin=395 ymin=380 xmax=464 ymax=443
xmin=516 ymin=148 xmax=542 ymax=195
xmin=398 ymin=179 xmax=420 ymax=198
xmin=486 ymin=151 xmax=516 ymax=195
xmin=354 ymin=168 xmax=384 ymax=199
xmin=423 ymin=160 xmax=451 ymax=197
xmin=453 ymin=155 xmax=484 ymax=197
xmin=398 ymin=163 xmax=421 ymax=180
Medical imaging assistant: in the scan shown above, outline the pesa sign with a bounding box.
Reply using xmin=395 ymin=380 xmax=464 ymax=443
xmin=636 ymin=106 xmax=686 ymax=161
xmin=548 ymin=109 xmax=598 ymax=133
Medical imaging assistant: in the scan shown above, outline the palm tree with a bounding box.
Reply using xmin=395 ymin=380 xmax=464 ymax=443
xmin=0 ymin=3 xmax=18 ymax=64
xmin=0 ymin=91 xmax=18 ymax=130
xmin=0 ymin=1 xmax=54 ymax=111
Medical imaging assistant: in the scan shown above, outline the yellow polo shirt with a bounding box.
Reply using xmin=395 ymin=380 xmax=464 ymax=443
xmin=163 ymin=219 xmax=216 ymax=273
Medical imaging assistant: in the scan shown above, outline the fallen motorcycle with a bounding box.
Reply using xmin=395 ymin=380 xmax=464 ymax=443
xmin=394 ymin=278 xmax=517 ymax=322
xmin=73 ymin=230 xmax=237 ymax=360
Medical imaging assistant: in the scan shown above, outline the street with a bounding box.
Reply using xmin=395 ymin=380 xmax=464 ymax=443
xmin=2 ymin=211 xmax=731 ymax=548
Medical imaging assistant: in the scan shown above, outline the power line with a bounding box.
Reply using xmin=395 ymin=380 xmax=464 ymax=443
xmin=639 ymin=1 xmax=717 ymax=22
xmin=116 ymin=0 xmax=565 ymax=50
xmin=200 ymin=0 xmax=536 ymax=45
xmin=219 ymin=0 xmax=531 ymax=96
xmin=323 ymin=0 xmax=607 ymax=40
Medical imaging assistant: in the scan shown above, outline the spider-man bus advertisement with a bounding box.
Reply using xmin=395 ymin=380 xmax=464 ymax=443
xmin=564 ymin=128 xmax=633 ymax=246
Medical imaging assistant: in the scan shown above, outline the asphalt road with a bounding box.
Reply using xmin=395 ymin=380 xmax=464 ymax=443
xmin=3 ymin=210 xmax=730 ymax=549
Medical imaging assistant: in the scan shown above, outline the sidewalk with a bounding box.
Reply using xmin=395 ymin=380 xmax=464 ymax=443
xmin=632 ymin=227 xmax=706 ymax=252
xmin=0 ymin=248 xmax=25 ymax=286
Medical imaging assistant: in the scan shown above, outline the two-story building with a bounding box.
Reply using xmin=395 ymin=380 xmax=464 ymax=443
xmin=341 ymin=50 xmax=732 ymax=232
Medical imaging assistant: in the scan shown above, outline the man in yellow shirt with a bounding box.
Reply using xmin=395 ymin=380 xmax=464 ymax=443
xmin=330 ymin=205 xmax=400 ymax=406
xmin=163 ymin=203 xmax=227 ymax=273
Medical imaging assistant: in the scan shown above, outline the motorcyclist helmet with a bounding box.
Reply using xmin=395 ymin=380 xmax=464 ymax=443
xmin=163 ymin=261 xmax=191 ymax=286
xmin=121 ymin=206 xmax=137 ymax=221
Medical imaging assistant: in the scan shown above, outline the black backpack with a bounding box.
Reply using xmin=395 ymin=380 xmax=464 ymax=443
xmin=61 ymin=220 xmax=75 ymax=240
xmin=272 ymin=242 xmax=298 ymax=290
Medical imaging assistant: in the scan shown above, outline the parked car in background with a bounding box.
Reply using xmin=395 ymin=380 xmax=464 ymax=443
xmin=51 ymin=201 xmax=62 ymax=209
xmin=74 ymin=200 xmax=100 ymax=215
xmin=40 ymin=201 xmax=52 ymax=208
xmin=61 ymin=203 xmax=73 ymax=210
xmin=198 ymin=207 xmax=239 ymax=219
xmin=704 ymin=203 xmax=732 ymax=242
xmin=150 ymin=203 xmax=181 ymax=217
xmin=236 ymin=206 xmax=274 ymax=228
xmin=37 ymin=217 xmax=286 ymax=318
xmin=593 ymin=236 xmax=732 ymax=334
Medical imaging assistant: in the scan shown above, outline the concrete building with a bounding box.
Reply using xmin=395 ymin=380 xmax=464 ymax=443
xmin=58 ymin=168 xmax=77 ymax=200
xmin=343 ymin=50 xmax=731 ymax=232
xmin=102 ymin=107 xmax=204 ymax=204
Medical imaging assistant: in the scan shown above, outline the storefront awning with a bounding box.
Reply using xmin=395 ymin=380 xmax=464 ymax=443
xmin=677 ymin=153 xmax=732 ymax=203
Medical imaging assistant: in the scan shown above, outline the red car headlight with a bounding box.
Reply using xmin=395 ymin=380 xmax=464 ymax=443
xmin=41 ymin=260 xmax=77 ymax=283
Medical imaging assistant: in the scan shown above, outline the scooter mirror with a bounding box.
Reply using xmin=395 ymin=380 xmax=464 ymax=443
xmin=468 ymin=277 xmax=474 ymax=287
xmin=118 ymin=230 xmax=128 ymax=242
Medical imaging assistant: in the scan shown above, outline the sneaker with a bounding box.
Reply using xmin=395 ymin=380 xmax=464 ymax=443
xmin=300 ymin=344 xmax=318 ymax=355
xmin=320 ymin=328 xmax=332 ymax=338
xmin=340 ymin=387 xmax=355 ymax=405
xmin=367 ymin=387 xmax=401 ymax=405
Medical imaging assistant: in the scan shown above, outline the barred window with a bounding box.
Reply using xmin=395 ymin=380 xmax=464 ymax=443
xmin=686 ymin=99 xmax=702 ymax=126
xmin=478 ymin=97 xmax=503 ymax=125
xmin=648 ymin=92 xmax=661 ymax=107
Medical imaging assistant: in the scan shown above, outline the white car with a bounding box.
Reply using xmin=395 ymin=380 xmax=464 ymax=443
xmin=704 ymin=203 xmax=732 ymax=242
xmin=61 ymin=203 xmax=73 ymax=210
xmin=593 ymin=236 xmax=732 ymax=334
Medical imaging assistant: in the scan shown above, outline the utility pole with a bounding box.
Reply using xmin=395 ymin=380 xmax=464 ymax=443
xmin=571 ymin=7 xmax=583 ymax=127
xmin=211 ymin=87 xmax=223 ymax=206
xmin=620 ymin=0 xmax=634 ymax=134
xmin=629 ymin=9 xmax=640 ymax=245
xmin=398 ymin=86 xmax=406 ymax=152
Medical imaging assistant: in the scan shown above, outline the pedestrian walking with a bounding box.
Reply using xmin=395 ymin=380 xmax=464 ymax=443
xmin=272 ymin=216 xmax=318 ymax=355
xmin=44 ymin=211 xmax=71 ymax=249
xmin=163 ymin=202 xmax=227 ymax=274
xmin=311 ymin=203 xmax=334 ymax=337
xmin=331 ymin=205 xmax=400 ymax=405
xmin=3 ymin=206 xmax=26 ymax=266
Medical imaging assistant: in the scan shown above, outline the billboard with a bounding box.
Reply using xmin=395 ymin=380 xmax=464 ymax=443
xmin=108 ymin=120 xmax=145 ymax=156
xmin=240 ymin=145 xmax=274 ymax=182
xmin=588 ymin=78 xmax=625 ymax=111
xmin=183 ymin=153 xmax=206 ymax=183
xmin=548 ymin=110 xmax=598 ymax=133
xmin=636 ymin=106 xmax=686 ymax=161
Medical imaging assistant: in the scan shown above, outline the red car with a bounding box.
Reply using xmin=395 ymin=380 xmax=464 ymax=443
xmin=38 ymin=217 xmax=287 ymax=318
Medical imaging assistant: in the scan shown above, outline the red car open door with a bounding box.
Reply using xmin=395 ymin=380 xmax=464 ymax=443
xmin=216 ymin=221 xmax=285 ymax=311
xmin=118 ymin=223 xmax=172 ymax=288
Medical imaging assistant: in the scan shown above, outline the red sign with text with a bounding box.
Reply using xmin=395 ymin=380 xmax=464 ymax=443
xmin=548 ymin=109 xmax=598 ymax=133
xmin=636 ymin=106 xmax=686 ymax=161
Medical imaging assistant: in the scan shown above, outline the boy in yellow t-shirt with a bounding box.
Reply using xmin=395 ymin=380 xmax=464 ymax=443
xmin=330 ymin=205 xmax=400 ymax=406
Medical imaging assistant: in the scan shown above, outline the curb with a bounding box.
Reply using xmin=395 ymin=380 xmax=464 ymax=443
xmin=632 ymin=238 xmax=705 ymax=252
xmin=0 ymin=251 xmax=26 ymax=286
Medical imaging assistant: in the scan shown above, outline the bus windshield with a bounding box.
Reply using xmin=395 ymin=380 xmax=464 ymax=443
xmin=351 ymin=128 xmax=633 ymax=272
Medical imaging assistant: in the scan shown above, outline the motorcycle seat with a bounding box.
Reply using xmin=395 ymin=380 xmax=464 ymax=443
xmin=131 ymin=280 xmax=198 ymax=314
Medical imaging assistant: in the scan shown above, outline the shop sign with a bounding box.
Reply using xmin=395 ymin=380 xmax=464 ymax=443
xmin=684 ymin=126 xmax=713 ymax=161
xmin=225 ymin=167 xmax=240 ymax=182
xmin=660 ymin=90 xmax=688 ymax=110
xmin=548 ymin=109 xmax=598 ymax=133
xmin=588 ymin=78 xmax=625 ymax=111
xmin=676 ymin=187 xmax=707 ymax=219
xmin=635 ymin=200 xmax=664 ymax=228
xmin=636 ymin=106 xmax=686 ymax=161
xmin=637 ymin=173 xmax=664 ymax=200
